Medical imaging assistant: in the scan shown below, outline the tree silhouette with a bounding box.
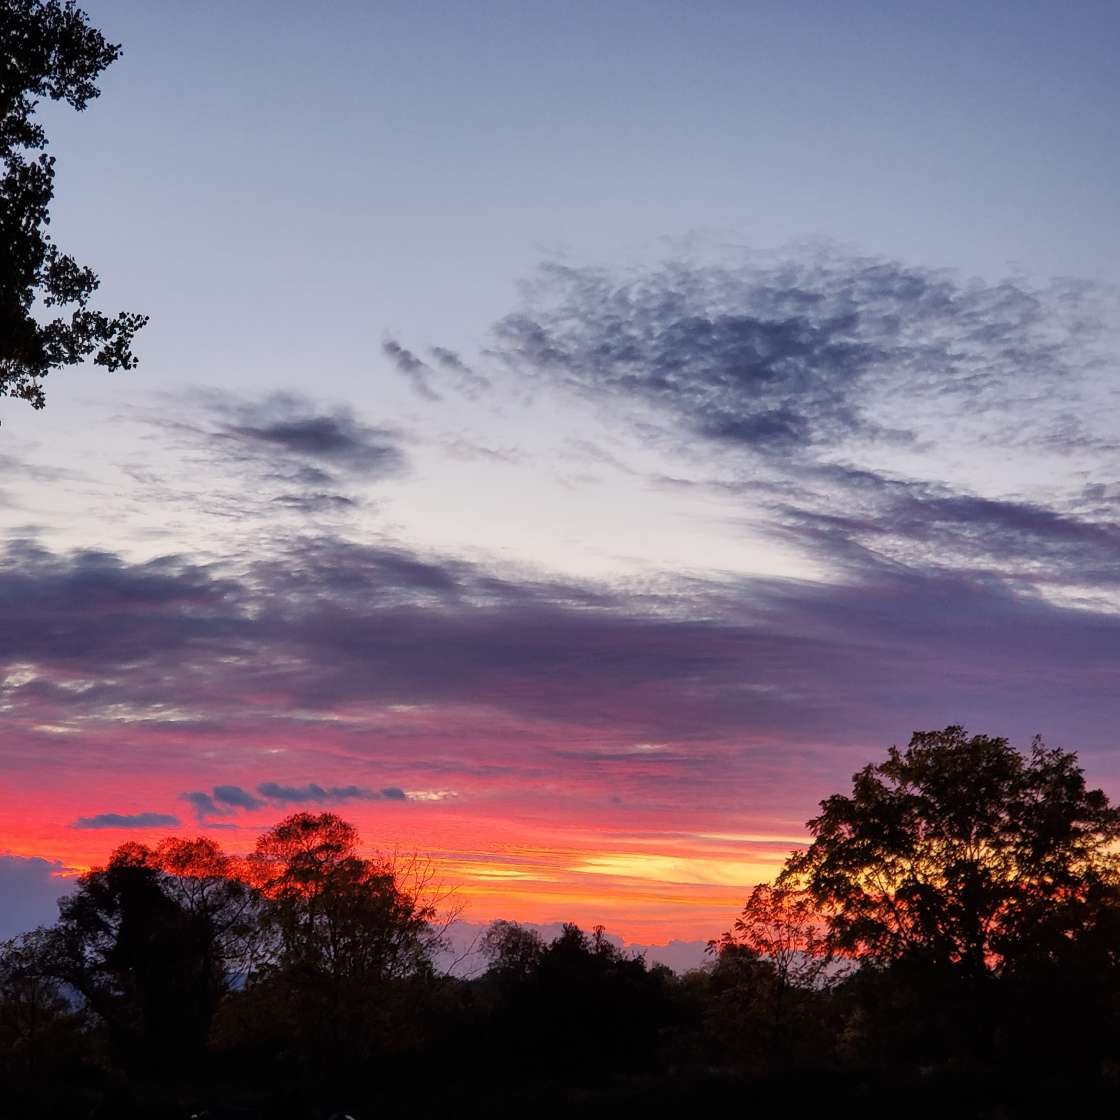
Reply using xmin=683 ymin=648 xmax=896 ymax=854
xmin=8 ymin=793 xmax=1120 ymax=1114
xmin=226 ymin=812 xmax=443 ymax=1074
xmin=478 ymin=921 xmax=680 ymax=1081
xmin=714 ymin=884 xmax=833 ymax=1064
xmin=43 ymin=844 xmax=199 ymax=1071
xmin=764 ymin=726 xmax=1120 ymax=1068
xmin=719 ymin=884 xmax=829 ymax=989
xmin=480 ymin=918 xmax=545 ymax=981
xmin=40 ymin=838 xmax=257 ymax=1073
xmin=780 ymin=726 xmax=1120 ymax=977
xmin=0 ymin=0 xmax=146 ymax=411
xmin=0 ymin=928 xmax=87 ymax=1071
xmin=249 ymin=812 xmax=440 ymax=988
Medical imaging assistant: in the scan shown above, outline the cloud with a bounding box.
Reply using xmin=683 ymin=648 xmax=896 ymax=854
xmin=428 ymin=345 xmax=490 ymax=394
xmin=0 ymin=856 xmax=72 ymax=940
xmin=257 ymin=782 xmax=408 ymax=805
xmin=181 ymin=791 xmax=225 ymax=821
xmin=490 ymin=249 xmax=1107 ymax=459
xmin=181 ymin=785 xmax=262 ymax=822
xmin=0 ymin=537 xmax=242 ymax=670
xmin=5 ymin=242 xmax=1120 ymax=805
xmin=5 ymin=525 xmax=1120 ymax=777
xmin=8 ymin=242 xmax=1119 ymax=941
xmin=773 ymin=464 xmax=1120 ymax=593
xmin=271 ymin=492 xmax=359 ymax=513
xmin=382 ymin=338 xmax=442 ymax=401
xmin=214 ymin=785 xmax=264 ymax=810
xmin=428 ymin=346 xmax=469 ymax=374
xmin=132 ymin=391 xmax=409 ymax=520
xmin=179 ymin=780 xmax=407 ymax=820
xmin=213 ymin=393 xmax=408 ymax=480
xmin=379 ymin=338 xmax=491 ymax=400
xmin=72 ymin=811 xmax=181 ymax=829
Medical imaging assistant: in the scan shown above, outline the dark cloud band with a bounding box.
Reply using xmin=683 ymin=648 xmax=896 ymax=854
xmin=72 ymin=812 xmax=181 ymax=830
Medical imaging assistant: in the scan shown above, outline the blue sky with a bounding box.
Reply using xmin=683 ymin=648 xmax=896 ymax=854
xmin=2 ymin=0 xmax=1119 ymax=944
xmin=31 ymin=0 xmax=1120 ymax=395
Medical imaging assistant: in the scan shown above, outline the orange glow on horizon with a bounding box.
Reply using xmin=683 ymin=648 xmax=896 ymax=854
xmin=0 ymin=778 xmax=809 ymax=943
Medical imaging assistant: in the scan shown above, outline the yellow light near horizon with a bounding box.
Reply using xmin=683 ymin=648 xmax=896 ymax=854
xmin=693 ymin=831 xmax=809 ymax=846
xmin=574 ymin=851 xmax=783 ymax=887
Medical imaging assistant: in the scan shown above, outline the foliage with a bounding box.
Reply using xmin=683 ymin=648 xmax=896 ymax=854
xmin=480 ymin=917 xmax=546 ymax=979
xmin=0 ymin=0 xmax=146 ymax=411
xmin=473 ymin=920 xmax=684 ymax=1081
xmin=0 ymin=928 xmax=88 ymax=1067
xmin=780 ymin=726 xmax=1120 ymax=977
xmin=248 ymin=812 xmax=441 ymax=988
xmin=711 ymin=884 xmax=836 ymax=1067
xmin=42 ymin=838 xmax=258 ymax=1071
xmin=717 ymin=883 xmax=831 ymax=989
xmin=216 ymin=812 xmax=445 ymax=1074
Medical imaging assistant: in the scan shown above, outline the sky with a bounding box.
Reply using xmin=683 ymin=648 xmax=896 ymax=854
xmin=2 ymin=0 xmax=1119 ymax=951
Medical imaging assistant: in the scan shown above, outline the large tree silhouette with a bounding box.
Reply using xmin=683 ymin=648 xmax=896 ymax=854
xmin=0 ymin=0 xmax=146 ymax=411
xmin=780 ymin=726 xmax=1120 ymax=976
xmin=225 ymin=812 xmax=443 ymax=1073
xmin=43 ymin=838 xmax=257 ymax=1072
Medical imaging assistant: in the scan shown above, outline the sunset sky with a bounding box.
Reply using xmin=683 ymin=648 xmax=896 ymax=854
xmin=2 ymin=0 xmax=1119 ymax=950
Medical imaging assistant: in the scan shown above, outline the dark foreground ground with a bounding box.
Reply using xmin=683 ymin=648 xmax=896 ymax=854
xmin=18 ymin=1070 xmax=1120 ymax=1120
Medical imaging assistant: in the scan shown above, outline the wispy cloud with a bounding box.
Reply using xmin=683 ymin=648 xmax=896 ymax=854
xmin=211 ymin=392 xmax=408 ymax=480
xmin=4 ymin=524 xmax=1120 ymax=778
xmin=132 ymin=391 xmax=410 ymax=518
xmin=257 ymin=782 xmax=407 ymax=805
xmin=5 ymin=244 xmax=1120 ymax=942
xmin=382 ymin=338 xmax=442 ymax=401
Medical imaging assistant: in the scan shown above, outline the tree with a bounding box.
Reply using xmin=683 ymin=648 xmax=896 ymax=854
xmin=249 ymin=812 xmax=441 ymax=988
xmin=1 ymin=0 xmax=146 ymax=411
xmin=43 ymin=838 xmax=258 ymax=1072
xmin=231 ymin=812 xmax=444 ymax=1072
xmin=713 ymin=884 xmax=833 ymax=1064
xmin=0 ymin=927 xmax=88 ymax=1072
xmin=779 ymin=727 xmax=1120 ymax=980
xmin=0 ymin=929 xmax=97 ymax=1117
xmin=149 ymin=836 xmax=264 ymax=984
xmin=481 ymin=921 xmax=679 ymax=1080
xmin=718 ymin=883 xmax=829 ymax=991
xmin=479 ymin=918 xmax=545 ymax=981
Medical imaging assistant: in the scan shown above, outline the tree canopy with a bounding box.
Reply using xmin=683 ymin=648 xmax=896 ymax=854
xmin=44 ymin=837 xmax=258 ymax=1071
xmin=778 ymin=725 xmax=1120 ymax=977
xmin=0 ymin=0 xmax=146 ymax=411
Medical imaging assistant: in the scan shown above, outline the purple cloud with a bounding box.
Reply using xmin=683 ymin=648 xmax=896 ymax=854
xmin=72 ymin=811 xmax=181 ymax=830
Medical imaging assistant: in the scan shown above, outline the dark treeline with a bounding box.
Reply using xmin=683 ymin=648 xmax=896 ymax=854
xmin=6 ymin=727 xmax=1120 ymax=1119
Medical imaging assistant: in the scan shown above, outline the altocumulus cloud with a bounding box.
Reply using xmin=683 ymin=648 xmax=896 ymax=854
xmin=3 ymin=241 xmax=1119 ymax=871
xmin=72 ymin=811 xmax=181 ymax=829
xmin=490 ymin=247 xmax=1108 ymax=459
